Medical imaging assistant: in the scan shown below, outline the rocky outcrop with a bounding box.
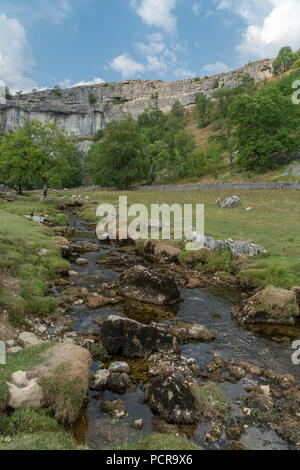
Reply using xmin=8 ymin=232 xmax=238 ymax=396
xmin=190 ymin=234 xmax=267 ymax=257
xmin=0 ymin=59 xmax=273 ymax=138
xmin=233 ymin=285 xmax=300 ymax=325
xmin=113 ymin=265 xmax=181 ymax=305
xmin=101 ymin=315 xmax=180 ymax=358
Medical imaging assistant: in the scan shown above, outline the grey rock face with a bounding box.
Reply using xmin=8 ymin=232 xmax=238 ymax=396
xmin=0 ymin=59 xmax=273 ymax=137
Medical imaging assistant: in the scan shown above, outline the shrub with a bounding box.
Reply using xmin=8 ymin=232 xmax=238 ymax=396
xmin=53 ymin=85 xmax=62 ymax=96
xmin=88 ymin=93 xmax=97 ymax=106
xmin=291 ymin=58 xmax=300 ymax=70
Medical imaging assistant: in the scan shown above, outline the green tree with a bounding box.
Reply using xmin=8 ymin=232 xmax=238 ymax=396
xmin=273 ymin=46 xmax=295 ymax=75
xmin=85 ymin=116 xmax=148 ymax=189
xmin=94 ymin=129 xmax=105 ymax=141
xmin=230 ymin=85 xmax=296 ymax=170
xmin=0 ymin=128 xmax=33 ymax=193
xmin=138 ymin=107 xmax=167 ymax=143
xmin=195 ymin=93 xmax=212 ymax=128
xmin=0 ymin=120 xmax=79 ymax=198
xmin=53 ymin=85 xmax=62 ymax=96
xmin=5 ymin=87 xmax=12 ymax=100
xmin=171 ymin=101 xmax=185 ymax=122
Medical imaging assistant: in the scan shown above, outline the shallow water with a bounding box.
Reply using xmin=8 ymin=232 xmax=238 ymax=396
xmin=59 ymin=216 xmax=300 ymax=450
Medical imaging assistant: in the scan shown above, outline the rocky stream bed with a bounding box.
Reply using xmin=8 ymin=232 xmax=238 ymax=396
xmin=25 ymin=211 xmax=300 ymax=451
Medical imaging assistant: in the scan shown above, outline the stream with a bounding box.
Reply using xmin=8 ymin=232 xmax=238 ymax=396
xmin=53 ymin=214 xmax=300 ymax=451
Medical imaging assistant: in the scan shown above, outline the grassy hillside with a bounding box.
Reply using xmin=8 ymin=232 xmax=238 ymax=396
xmin=0 ymin=195 xmax=69 ymax=326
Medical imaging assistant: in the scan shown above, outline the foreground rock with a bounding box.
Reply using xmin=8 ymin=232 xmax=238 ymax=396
xmin=220 ymin=195 xmax=240 ymax=209
xmin=91 ymin=370 xmax=110 ymax=391
xmin=233 ymin=285 xmax=300 ymax=325
xmin=106 ymin=373 xmax=131 ymax=394
xmin=19 ymin=332 xmax=43 ymax=348
xmin=7 ymin=372 xmax=45 ymax=409
xmin=113 ymin=265 xmax=181 ymax=305
xmin=141 ymin=239 xmax=181 ymax=263
xmin=108 ymin=361 xmax=130 ymax=374
xmin=101 ymin=315 xmax=180 ymax=358
xmin=144 ymin=376 xmax=199 ymax=424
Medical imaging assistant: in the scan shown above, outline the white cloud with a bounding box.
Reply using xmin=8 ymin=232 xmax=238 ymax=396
xmin=146 ymin=55 xmax=167 ymax=72
xmin=59 ymin=77 xmax=105 ymax=88
xmin=217 ymin=0 xmax=300 ymax=60
xmin=203 ymin=61 xmax=229 ymax=74
xmin=0 ymin=13 xmax=36 ymax=92
xmin=217 ymin=0 xmax=233 ymax=11
xmin=132 ymin=0 xmax=177 ymax=34
xmin=192 ymin=3 xmax=201 ymax=16
xmin=0 ymin=0 xmax=74 ymax=25
xmin=136 ymin=39 xmax=166 ymax=56
xmin=174 ymin=68 xmax=196 ymax=78
xmin=44 ymin=0 xmax=72 ymax=24
xmin=110 ymin=54 xmax=145 ymax=78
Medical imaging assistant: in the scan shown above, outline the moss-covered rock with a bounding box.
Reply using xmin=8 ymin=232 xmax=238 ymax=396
xmin=233 ymin=285 xmax=299 ymax=325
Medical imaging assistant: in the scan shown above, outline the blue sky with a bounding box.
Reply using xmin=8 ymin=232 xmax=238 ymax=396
xmin=1 ymin=0 xmax=300 ymax=92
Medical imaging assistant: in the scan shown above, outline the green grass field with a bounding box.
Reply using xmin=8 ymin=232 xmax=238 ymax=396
xmin=76 ymin=188 xmax=300 ymax=289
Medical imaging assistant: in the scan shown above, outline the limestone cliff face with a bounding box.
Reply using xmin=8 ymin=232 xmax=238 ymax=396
xmin=0 ymin=59 xmax=273 ymax=138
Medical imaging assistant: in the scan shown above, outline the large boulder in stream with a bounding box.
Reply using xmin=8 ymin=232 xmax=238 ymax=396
xmin=233 ymin=285 xmax=300 ymax=325
xmin=101 ymin=315 xmax=180 ymax=358
xmin=144 ymin=376 xmax=199 ymax=424
xmin=113 ymin=265 xmax=181 ymax=306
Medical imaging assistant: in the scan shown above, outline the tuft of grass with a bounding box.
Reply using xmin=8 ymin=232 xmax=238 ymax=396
xmin=40 ymin=364 xmax=87 ymax=425
xmin=113 ymin=433 xmax=202 ymax=451
xmin=0 ymin=431 xmax=87 ymax=450
xmin=0 ymin=408 xmax=61 ymax=435
xmin=191 ymin=382 xmax=231 ymax=420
